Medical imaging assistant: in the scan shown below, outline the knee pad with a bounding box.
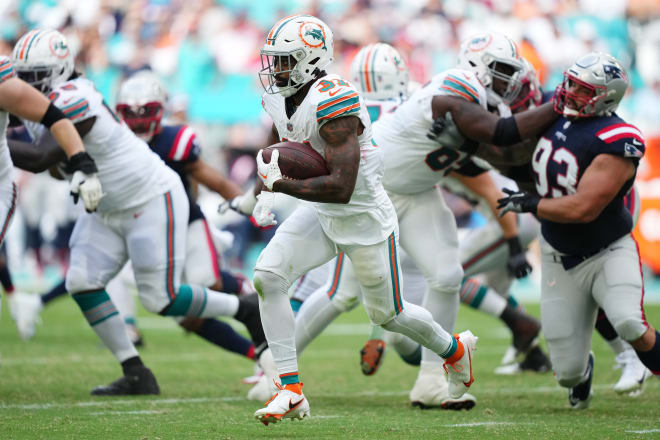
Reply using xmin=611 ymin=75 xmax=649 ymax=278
xmin=426 ymin=267 xmax=463 ymax=295
xmin=364 ymin=303 xmax=396 ymax=326
xmin=65 ymin=266 xmax=100 ymax=294
xmin=614 ymin=317 xmax=647 ymax=342
xmin=253 ymin=269 xmax=289 ymax=299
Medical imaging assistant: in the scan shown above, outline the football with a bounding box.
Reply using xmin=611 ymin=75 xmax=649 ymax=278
xmin=261 ymin=141 xmax=329 ymax=180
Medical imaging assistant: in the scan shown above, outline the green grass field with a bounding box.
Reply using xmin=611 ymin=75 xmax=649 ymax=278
xmin=1 ymin=296 xmax=658 ymax=439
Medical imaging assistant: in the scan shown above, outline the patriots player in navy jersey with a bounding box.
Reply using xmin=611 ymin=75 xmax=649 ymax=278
xmin=114 ymin=71 xmax=271 ymax=365
xmin=498 ymin=52 xmax=659 ymax=409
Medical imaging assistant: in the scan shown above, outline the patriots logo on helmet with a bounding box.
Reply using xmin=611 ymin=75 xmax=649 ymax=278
xmin=603 ymin=64 xmax=626 ymax=82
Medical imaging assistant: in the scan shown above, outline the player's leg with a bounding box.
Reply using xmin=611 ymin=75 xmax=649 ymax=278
xmin=593 ymin=235 xmax=657 ymax=390
xmin=539 ymin=240 xmax=597 ymax=409
xmin=106 ymin=263 xmax=143 ymax=346
xmin=595 ymin=309 xmax=650 ymax=394
xmin=253 ymin=205 xmax=338 ymax=423
xmin=66 ymin=214 xmax=157 ymax=395
xmin=295 ymin=253 xmax=361 ymax=354
xmin=345 ymin=228 xmax=477 ymax=402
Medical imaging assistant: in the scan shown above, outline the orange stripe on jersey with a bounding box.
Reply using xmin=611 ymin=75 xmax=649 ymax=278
xmin=317 ymin=102 xmax=360 ymax=122
xmin=444 ymin=75 xmax=480 ymax=99
xmin=316 ymin=92 xmax=359 ymax=112
xmin=440 ymin=85 xmax=476 ymax=103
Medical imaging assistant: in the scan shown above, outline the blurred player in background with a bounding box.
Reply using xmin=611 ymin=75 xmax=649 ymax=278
xmin=497 ymin=51 xmax=659 ymax=409
xmin=7 ymin=29 xmax=273 ymax=396
xmin=250 ymin=15 xmax=479 ymax=425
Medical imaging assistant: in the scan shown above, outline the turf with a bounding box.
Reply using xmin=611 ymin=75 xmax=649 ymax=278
xmin=1 ymin=296 xmax=658 ymax=440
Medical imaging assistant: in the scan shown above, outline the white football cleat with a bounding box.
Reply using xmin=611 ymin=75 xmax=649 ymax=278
xmin=247 ymin=375 xmax=272 ymax=402
xmin=9 ymin=292 xmax=42 ymax=340
xmin=443 ymin=330 xmax=477 ymax=399
xmin=613 ymin=347 xmax=652 ymax=395
xmin=499 ymin=345 xmax=519 ymax=366
xmin=243 ymin=363 xmax=264 ymax=385
xmin=254 ymin=383 xmax=310 ymax=425
xmin=248 ymin=349 xmax=280 ymax=401
xmin=410 ymin=362 xmax=476 ymax=410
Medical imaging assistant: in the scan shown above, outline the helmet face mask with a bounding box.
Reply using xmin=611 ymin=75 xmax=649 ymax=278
xmin=259 ymin=15 xmax=334 ymax=98
xmin=509 ymin=60 xmax=542 ymax=113
xmin=553 ymin=51 xmax=628 ymax=118
xmin=12 ymin=29 xmax=74 ymax=94
xmin=116 ymin=71 xmax=167 ymax=142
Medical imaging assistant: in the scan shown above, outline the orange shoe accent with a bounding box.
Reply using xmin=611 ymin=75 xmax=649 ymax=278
xmin=444 ymin=334 xmax=465 ymax=365
xmin=361 ymin=339 xmax=386 ymax=375
xmin=464 ymin=349 xmax=474 ymax=388
xmin=284 ymin=383 xmax=303 ymax=395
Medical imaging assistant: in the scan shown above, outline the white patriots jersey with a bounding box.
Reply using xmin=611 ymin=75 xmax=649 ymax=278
xmin=373 ymin=69 xmax=488 ymax=195
xmin=25 ymin=77 xmax=179 ymax=213
xmin=261 ymin=74 xmax=396 ymax=246
xmin=0 ymin=57 xmax=15 ymax=185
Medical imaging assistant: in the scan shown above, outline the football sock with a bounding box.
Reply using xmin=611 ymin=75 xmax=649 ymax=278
xmin=41 ymin=280 xmax=68 ymax=305
xmin=72 ymin=290 xmax=138 ymax=362
xmin=254 ymin=270 xmax=299 ymax=377
xmin=219 ymin=270 xmax=240 ymax=294
xmin=295 ymin=287 xmax=344 ymax=354
xmin=460 ymin=278 xmax=507 ymax=317
xmin=161 ymin=285 xmax=239 ymax=318
xmin=421 ymin=285 xmax=459 ymax=365
xmin=386 ymin=331 xmax=421 ymax=365
xmin=507 ymin=294 xmax=520 ymax=309
xmin=368 ymin=323 xmax=385 ymax=341
xmin=121 ymin=356 xmax=144 ymax=375
xmin=196 ymin=318 xmax=255 ymax=359
xmin=635 ymin=330 xmax=660 ymax=375
xmin=380 ymin=301 xmax=454 ymax=361
xmin=0 ymin=263 xmax=14 ymax=294
xmin=107 ymin=277 xmax=137 ymax=327
xmin=290 ymin=297 xmax=303 ymax=314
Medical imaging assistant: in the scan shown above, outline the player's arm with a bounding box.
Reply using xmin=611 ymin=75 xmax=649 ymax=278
xmin=431 ymin=95 xmax=557 ymax=146
xmin=186 ymin=159 xmax=242 ymax=200
xmin=265 ymin=116 xmax=360 ymax=204
xmin=499 ymin=154 xmax=636 ymax=223
xmin=0 ymin=76 xmax=87 ymax=159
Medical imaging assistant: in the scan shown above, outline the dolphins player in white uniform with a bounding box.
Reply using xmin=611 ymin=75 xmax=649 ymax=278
xmin=249 ymin=16 xmax=480 ymax=425
xmin=8 ymin=29 xmax=274 ymax=395
xmin=0 ymin=53 xmax=101 ymax=332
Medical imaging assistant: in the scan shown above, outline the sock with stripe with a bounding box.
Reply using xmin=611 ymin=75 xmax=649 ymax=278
xmin=195 ymin=318 xmax=255 ymax=359
xmin=507 ymin=294 xmax=520 ymax=310
xmin=421 ymin=285 xmax=459 ymax=365
xmin=294 ymin=286 xmax=344 ymax=354
xmin=219 ymin=271 xmax=240 ymax=294
xmin=385 ymin=331 xmax=421 ymax=365
xmin=0 ymin=262 xmax=15 ymax=294
xmin=106 ymin=277 xmax=137 ymax=328
xmin=72 ymin=290 xmax=138 ymax=362
xmin=443 ymin=335 xmax=464 ymax=364
xmin=41 ymin=280 xmax=68 ymax=305
xmin=635 ymin=330 xmax=660 ymax=376
xmin=161 ymin=284 xmax=239 ymax=318
xmin=459 ymin=278 xmax=507 ymax=318
xmin=253 ymin=270 xmax=299 ymax=378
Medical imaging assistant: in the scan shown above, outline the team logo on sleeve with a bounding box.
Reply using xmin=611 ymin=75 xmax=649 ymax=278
xmin=624 ymin=143 xmax=643 ymax=158
xmin=299 ymin=22 xmax=327 ymax=50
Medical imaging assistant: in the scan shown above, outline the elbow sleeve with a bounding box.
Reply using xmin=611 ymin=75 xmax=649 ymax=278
xmin=40 ymin=102 xmax=66 ymax=128
xmin=491 ymin=116 xmax=522 ymax=146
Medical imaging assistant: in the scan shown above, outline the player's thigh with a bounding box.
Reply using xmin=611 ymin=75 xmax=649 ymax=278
xmin=396 ymin=188 xmax=463 ymax=289
xmin=0 ymin=182 xmax=16 ymax=246
xmin=126 ymin=188 xmax=189 ymax=313
xmin=183 ymin=218 xmax=219 ymax=287
xmin=255 ymin=205 xmax=338 ymax=286
xmin=400 ymin=249 xmax=428 ymax=306
xmin=540 ymin=245 xmax=597 ymax=385
xmin=343 ymin=230 xmax=403 ymax=325
xmin=66 ymin=213 xmax=128 ymax=293
xmin=593 ymin=235 xmax=648 ymax=342
xmin=324 ymin=253 xmax=362 ymax=312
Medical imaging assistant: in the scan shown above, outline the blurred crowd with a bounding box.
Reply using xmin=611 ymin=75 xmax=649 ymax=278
xmin=2 ymin=0 xmax=660 ymax=278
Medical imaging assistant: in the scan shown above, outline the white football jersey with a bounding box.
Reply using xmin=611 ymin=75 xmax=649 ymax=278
xmin=363 ymin=96 xmax=402 ymax=123
xmin=373 ymin=69 xmax=488 ymax=195
xmin=25 ymin=77 xmax=179 ymax=213
xmin=0 ymin=57 xmax=15 ymax=185
xmin=443 ymin=170 xmax=519 ymax=222
xmin=261 ymin=74 xmax=396 ymax=246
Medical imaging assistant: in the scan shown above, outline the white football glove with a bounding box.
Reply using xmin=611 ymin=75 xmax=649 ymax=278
xmin=256 ymin=149 xmax=283 ymax=191
xmin=252 ymin=192 xmax=277 ymax=227
xmin=70 ymin=170 xmax=104 ymax=212
xmin=218 ymin=189 xmax=258 ymax=216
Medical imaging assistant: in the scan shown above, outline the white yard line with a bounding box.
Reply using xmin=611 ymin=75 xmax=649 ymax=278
xmin=90 ymin=410 xmax=165 ymax=416
xmin=625 ymin=430 xmax=660 ymax=434
xmin=444 ymin=422 xmax=516 ymax=428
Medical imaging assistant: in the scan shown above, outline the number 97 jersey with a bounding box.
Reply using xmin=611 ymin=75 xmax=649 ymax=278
xmin=533 ymin=114 xmax=645 ymax=256
xmin=372 ymin=69 xmax=488 ymax=195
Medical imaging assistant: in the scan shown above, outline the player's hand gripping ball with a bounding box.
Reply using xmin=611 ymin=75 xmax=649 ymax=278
xmin=257 ymin=141 xmax=329 ymax=190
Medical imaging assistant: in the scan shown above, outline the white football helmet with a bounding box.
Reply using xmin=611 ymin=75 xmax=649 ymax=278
xmin=349 ymin=43 xmax=409 ymax=100
xmin=457 ymin=32 xmax=524 ymax=106
xmin=259 ymin=15 xmax=334 ymax=98
xmin=116 ymin=71 xmax=167 ymax=142
xmin=12 ymin=29 xmax=74 ymax=93
xmin=554 ymin=51 xmax=628 ymax=118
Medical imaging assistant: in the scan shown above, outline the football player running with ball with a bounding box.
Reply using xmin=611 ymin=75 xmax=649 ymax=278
xmin=497 ymin=52 xmax=660 ymax=409
xmin=7 ymin=29 xmax=270 ymax=396
xmin=251 ymin=15 xmax=479 ymax=425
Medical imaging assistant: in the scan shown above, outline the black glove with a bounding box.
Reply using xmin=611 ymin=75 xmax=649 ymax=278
xmin=496 ymin=188 xmax=540 ymax=216
xmin=506 ymin=236 xmax=532 ymax=279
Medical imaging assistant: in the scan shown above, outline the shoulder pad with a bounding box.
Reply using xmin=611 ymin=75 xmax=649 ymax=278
xmin=49 ymin=82 xmax=92 ymax=121
xmin=595 ymin=119 xmax=645 ymax=160
xmin=166 ymin=125 xmax=199 ymax=162
xmin=438 ymin=69 xmax=485 ymax=105
xmin=0 ymin=57 xmax=15 ymax=85
xmin=314 ymin=76 xmax=361 ymax=125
